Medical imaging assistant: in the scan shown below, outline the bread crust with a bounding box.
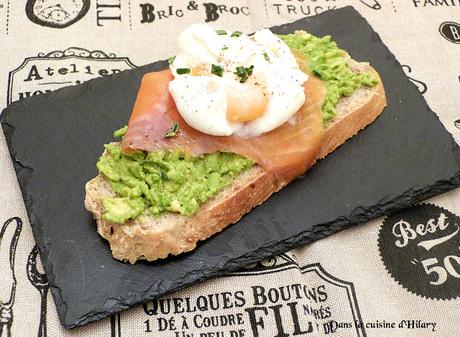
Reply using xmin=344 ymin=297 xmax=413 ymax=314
xmin=86 ymin=167 xmax=275 ymax=263
xmin=85 ymin=64 xmax=387 ymax=263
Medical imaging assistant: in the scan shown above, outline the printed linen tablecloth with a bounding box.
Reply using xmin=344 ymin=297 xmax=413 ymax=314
xmin=1 ymin=1 xmax=460 ymax=336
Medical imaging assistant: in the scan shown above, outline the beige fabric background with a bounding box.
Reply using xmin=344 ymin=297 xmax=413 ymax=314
xmin=1 ymin=1 xmax=460 ymax=336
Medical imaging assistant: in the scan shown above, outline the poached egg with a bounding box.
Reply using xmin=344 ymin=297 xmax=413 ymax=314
xmin=169 ymin=24 xmax=308 ymax=138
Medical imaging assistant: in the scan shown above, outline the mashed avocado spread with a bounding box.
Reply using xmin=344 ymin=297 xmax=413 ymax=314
xmin=97 ymin=142 xmax=254 ymax=224
xmin=280 ymin=33 xmax=378 ymax=123
xmin=97 ymin=33 xmax=378 ymax=224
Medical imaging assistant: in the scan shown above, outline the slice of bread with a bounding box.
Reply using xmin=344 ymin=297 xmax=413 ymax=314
xmin=85 ymin=59 xmax=386 ymax=263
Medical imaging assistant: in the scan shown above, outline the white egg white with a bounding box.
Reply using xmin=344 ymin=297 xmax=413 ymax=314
xmin=168 ymin=24 xmax=308 ymax=138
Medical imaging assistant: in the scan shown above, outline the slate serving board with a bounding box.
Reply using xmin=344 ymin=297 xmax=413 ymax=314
xmin=2 ymin=6 xmax=460 ymax=329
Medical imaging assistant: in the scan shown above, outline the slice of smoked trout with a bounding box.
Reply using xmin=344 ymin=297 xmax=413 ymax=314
xmin=122 ymin=67 xmax=326 ymax=185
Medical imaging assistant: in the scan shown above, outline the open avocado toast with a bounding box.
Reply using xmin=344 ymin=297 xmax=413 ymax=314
xmin=85 ymin=29 xmax=386 ymax=263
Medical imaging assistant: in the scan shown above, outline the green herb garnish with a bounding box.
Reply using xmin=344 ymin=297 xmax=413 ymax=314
xmin=234 ymin=65 xmax=254 ymax=83
xmin=164 ymin=122 xmax=180 ymax=138
xmin=176 ymin=68 xmax=191 ymax=75
xmin=263 ymin=52 xmax=270 ymax=62
xmin=222 ymin=45 xmax=229 ymax=51
xmin=211 ymin=64 xmax=224 ymax=77
xmin=234 ymin=66 xmax=246 ymax=77
xmin=113 ymin=126 xmax=128 ymax=138
xmin=231 ymin=31 xmax=242 ymax=37
xmin=215 ymin=29 xmax=227 ymax=35
xmin=168 ymin=55 xmax=176 ymax=65
xmin=234 ymin=66 xmax=248 ymax=83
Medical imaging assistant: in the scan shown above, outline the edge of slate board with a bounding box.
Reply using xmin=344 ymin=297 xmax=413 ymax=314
xmin=2 ymin=6 xmax=460 ymax=329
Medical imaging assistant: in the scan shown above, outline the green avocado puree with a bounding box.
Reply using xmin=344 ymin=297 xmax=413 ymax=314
xmin=280 ymin=33 xmax=379 ymax=123
xmin=97 ymin=144 xmax=254 ymax=224
xmin=97 ymin=33 xmax=379 ymax=224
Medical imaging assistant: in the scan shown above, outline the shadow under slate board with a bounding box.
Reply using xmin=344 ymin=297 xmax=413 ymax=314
xmin=1 ymin=6 xmax=460 ymax=329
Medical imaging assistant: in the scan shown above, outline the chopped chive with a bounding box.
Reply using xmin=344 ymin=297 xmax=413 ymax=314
xmin=234 ymin=66 xmax=245 ymax=77
xmin=164 ymin=122 xmax=180 ymax=138
xmin=168 ymin=55 xmax=176 ymax=65
xmin=113 ymin=125 xmax=128 ymax=138
xmin=263 ymin=52 xmax=270 ymax=62
xmin=211 ymin=64 xmax=224 ymax=77
xmin=231 ymin=31 xmax=242 ymax=37
xmin=234 ymin=66 xmax=248 ymax=83
xmin=222 ymin=45 xmax=229 ymax=51
xmin=176 ymin=68 xmax=191 ymax=75
xmin=233 ymin=65 xmax=254 ymax=83
xmin=215 ymin=29 xmax=227 ymax=35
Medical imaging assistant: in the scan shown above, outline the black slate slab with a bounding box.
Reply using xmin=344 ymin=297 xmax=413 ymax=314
xmin=2 ymin=6 xmax=460 ymax=329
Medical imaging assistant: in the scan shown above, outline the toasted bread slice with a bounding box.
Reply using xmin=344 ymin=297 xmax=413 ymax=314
xmin=85 ymin=59 xmax=386 ymax=263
